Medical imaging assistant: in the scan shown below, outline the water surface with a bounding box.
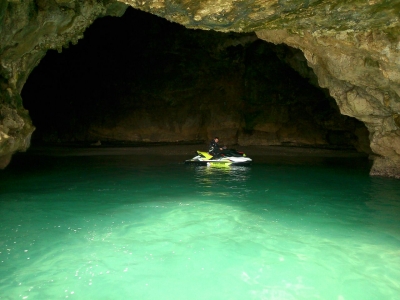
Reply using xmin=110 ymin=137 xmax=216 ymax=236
xmin=1 ymin=149 xmax=399 ymax=300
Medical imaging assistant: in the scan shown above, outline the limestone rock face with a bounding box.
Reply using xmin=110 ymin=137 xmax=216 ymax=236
xmin=1 ymin=0 xmax=400 ymax=177
xmin=22 ymin=11 xmax=367 ymax=153
xmin=0 ymin=0 xmax=128 ymax=163
xmin=256 ymin=29 xmax=400 ymax=177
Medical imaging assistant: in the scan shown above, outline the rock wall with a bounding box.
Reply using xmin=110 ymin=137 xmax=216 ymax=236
xmin=22 ymin=8 xmax=369 ymax=153
xmin=1 ymin=0 xmax=399 ymax=177
xmin=0 ymin=0 xmax=128 ymax=162
xmin=256 ymin=29 xmax=400 ymax=178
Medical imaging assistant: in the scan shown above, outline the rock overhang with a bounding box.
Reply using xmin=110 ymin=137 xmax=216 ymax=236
xmin=0 ymin=0 xmax=399 ymax=177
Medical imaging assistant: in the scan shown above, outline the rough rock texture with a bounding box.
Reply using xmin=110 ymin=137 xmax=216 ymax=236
xmin=256 ymin=28 xmax=400 ymax=178
xmin=1 ymin=0 xmax=399 ymax=177
xmin=22 ymin=9 xmax=369 ymax=153
xmin=118 ymin=0 xmax=400 ymax=175
xmin=0 ymin=0 xmax=128 ymax=164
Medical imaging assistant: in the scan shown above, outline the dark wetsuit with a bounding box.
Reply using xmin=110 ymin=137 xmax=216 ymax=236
xmin=208 ymin=139 xmax=221 ymax=156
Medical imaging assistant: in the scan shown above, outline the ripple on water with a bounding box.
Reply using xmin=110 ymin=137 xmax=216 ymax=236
xmin=0 ymin=157 xmax=399 ymax=299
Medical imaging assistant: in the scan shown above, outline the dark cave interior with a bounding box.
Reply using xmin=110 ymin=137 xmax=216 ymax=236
xmin=21 ymin=7 xmax=369 ymax=152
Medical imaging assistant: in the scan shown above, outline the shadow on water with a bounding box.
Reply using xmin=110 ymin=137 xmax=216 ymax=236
xmin=0 ymin=150 xmax=396 ymax=235
xmin=186 ymin=156 xmax=400 ymax=237
xmin=0 ymin=150 xmax=382 ymax=210
xmin=1 ymin=149 xmax=400 ymax=299
xmin=2 ymin=150 xmax=397 ymax=247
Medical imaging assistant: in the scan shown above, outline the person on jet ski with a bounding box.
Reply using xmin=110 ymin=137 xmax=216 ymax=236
xmin=209 ymin=137 xmax=226 ymax=158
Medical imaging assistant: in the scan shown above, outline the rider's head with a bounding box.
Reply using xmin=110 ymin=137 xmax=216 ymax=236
xmin=214 ymin=137 xmax=219 ymax=142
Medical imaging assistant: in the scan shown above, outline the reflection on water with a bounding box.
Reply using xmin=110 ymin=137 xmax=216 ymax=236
xmin=194 ymin=165 xmax=251 ymax=182
xmin=0 ymin=152 xmax=399 ymax=299
xmin=192 ymin=166 xmax=251 ymax=198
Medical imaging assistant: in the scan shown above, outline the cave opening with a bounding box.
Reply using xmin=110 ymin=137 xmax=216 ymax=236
xmin=6 ymin=5 xmax=400 ymax=298
xmin=21 ymin=7 xmax=370 ymax=153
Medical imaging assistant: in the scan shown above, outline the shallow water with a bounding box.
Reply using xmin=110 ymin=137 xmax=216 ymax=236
xmin=1 ymin=150 xmax=399 ymax=300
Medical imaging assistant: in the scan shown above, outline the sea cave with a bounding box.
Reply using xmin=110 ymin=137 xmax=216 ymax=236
xmin=21 ymin=7 xmax=370 ymax=155
xmin=1 ymin=0 xmax=400 ymax=177
xmin=1 ymin=2 xmax=400 ymax=299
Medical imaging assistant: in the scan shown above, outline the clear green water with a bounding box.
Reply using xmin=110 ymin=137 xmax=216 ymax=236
xmin=1 ymin=150 xmax=400 ymax=300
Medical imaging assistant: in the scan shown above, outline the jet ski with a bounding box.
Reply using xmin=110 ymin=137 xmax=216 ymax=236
xmin=185 ymin=149 xmax=252 ymax=166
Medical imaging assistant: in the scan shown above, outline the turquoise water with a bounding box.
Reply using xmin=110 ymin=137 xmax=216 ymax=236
xmin=1 ymin=149 xmax=400 ymax=300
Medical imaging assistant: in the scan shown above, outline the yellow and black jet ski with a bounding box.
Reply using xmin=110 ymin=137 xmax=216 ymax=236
xmin=185 ymin=149 xmax=252 ymax=166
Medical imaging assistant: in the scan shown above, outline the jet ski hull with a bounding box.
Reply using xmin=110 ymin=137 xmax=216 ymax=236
xmin=184 ymin=160 xmax=251 ymax=166
xmin=185 ymin=149 xmax=252 ymax=166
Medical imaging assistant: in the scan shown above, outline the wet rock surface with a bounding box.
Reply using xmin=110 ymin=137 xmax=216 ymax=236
xmin=1 ymin=1 xmax=399 ymax=177
xmin=22 ymin=8 xmax=369 ymax=153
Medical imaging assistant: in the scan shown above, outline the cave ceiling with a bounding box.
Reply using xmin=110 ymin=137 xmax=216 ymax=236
xmin=0 ymin=0 xmax=400 ymax=178
xmin=21 ymin=7 xmax=370 ymax=154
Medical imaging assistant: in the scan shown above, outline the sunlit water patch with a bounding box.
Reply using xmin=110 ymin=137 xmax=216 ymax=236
xmin=0 ymin=152 xmax=399 ymax=299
